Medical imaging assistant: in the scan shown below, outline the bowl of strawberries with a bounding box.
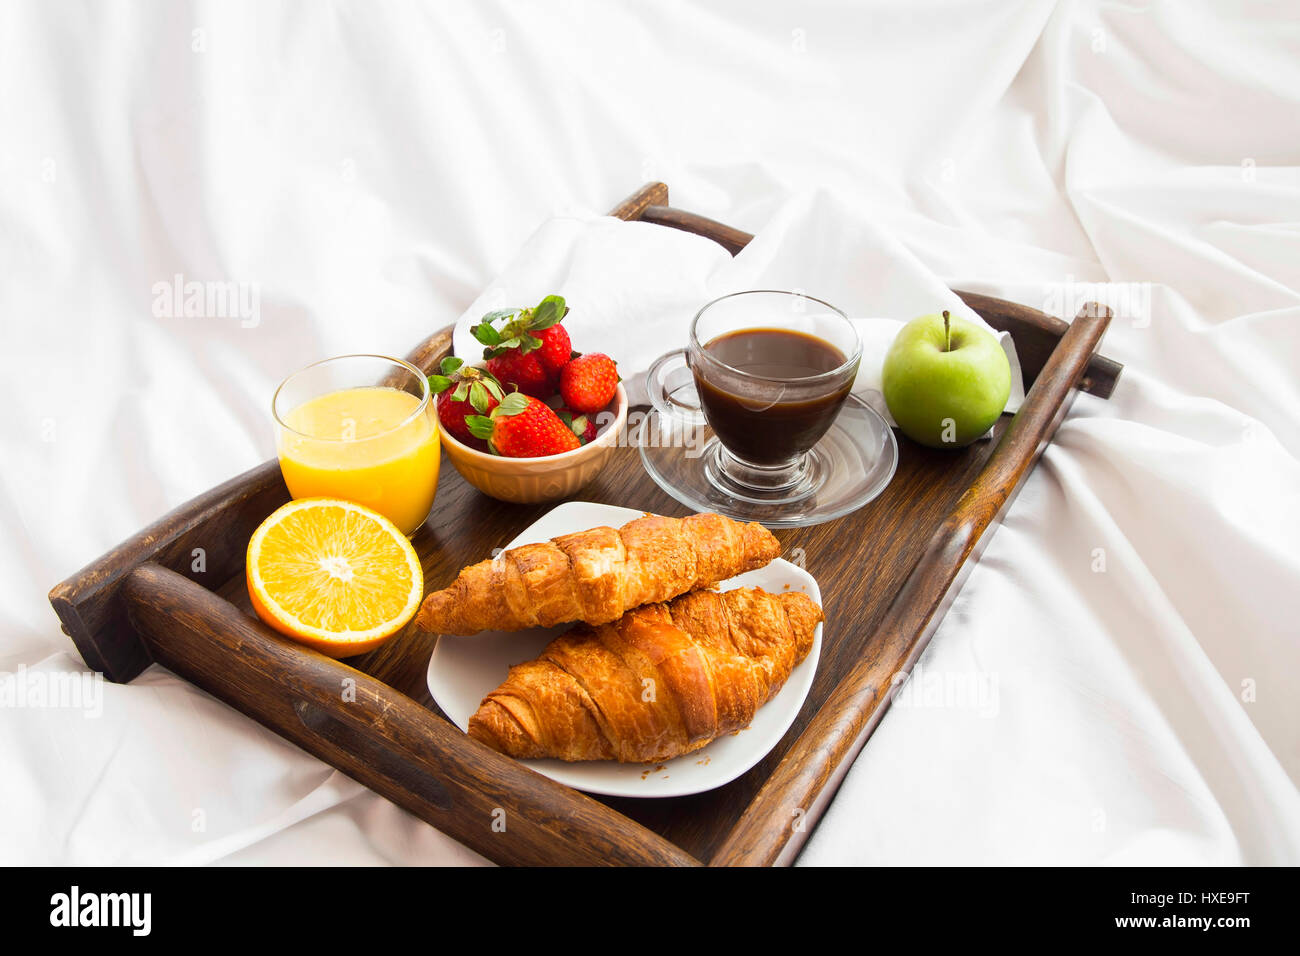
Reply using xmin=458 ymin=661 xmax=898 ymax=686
xmin=431 ymin=295 xmax=627 ymax=504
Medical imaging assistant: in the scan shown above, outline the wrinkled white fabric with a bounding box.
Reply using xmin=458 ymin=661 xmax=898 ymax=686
xmin=447 ymin=192 xmax=1024 ymax=429
xmin=2 ymin=1 xmax=1298 ymax=865
xmin=448 ymin=193 xmax=1027 ymax=423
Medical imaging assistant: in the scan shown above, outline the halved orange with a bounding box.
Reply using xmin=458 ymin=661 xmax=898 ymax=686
xmin=246 ymin=498 xmax=424 ymax=658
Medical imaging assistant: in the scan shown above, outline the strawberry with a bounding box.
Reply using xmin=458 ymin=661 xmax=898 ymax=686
xmin=484 ymin=351 xmax=551 ymax=398
xmin=559 ymin=353 xmax=618 ymax=414
xmin=533 ymin=323 xmax=573 ymax=377
xmin=466 ymin=393 xmax=581 ymax=458
xmin=471 ymin=294 xmax=571 ymax=398
xmin=556 ymin=406 xmax=598 ymax=444
xmin=427 ymin=356 xmax=504 ymax=449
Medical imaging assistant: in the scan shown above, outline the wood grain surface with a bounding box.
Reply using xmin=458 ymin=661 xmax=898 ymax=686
xmin=127 ymin=563 xmax=698 ymax=866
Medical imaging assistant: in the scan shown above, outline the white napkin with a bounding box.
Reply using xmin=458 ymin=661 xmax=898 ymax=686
xmin=452 ymin=189 xmax=1025 ymax=428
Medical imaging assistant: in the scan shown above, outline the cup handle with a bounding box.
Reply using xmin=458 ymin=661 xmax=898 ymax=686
xmin=646 ymin=348 xmax=706 ymax=425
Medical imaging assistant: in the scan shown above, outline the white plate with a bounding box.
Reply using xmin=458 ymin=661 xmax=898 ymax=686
xmin=425 ymin=501 xmax=822 ymax=798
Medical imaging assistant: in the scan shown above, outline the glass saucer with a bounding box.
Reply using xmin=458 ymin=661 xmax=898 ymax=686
xmin=636 ymin=393 xmax=899 ymax=528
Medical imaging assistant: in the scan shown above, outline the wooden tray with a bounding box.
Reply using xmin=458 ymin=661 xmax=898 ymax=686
xmin=49 ymin=182 xmax=1121 ymax=866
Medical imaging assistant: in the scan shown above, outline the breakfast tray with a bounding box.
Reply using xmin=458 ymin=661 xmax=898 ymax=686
xmin=49 ymin=183 xmax=1122 ymax=866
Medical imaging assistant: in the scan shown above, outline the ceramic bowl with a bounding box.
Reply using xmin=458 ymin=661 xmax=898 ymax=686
xmin=438 ymin=383 xmax=628 ymax=503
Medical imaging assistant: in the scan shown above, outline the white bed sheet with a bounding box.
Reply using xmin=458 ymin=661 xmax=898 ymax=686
xmin=2 ymin=0 xmax=1297 ymax=865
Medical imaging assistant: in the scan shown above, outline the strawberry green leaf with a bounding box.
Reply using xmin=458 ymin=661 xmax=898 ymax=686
xmin=439 ymin=356 xmax=464 ymax=375
xmin=494 ymin=392 xmax=530 ymax=418
xmin=480 ymin=308 xmax=519 ymax=325
xmin=468 ymin=382 xmax=490 ymax=414
xmin=529 ymin=295 xmax=566 ymax=330
xmin=471 ymin=322 xmax=501 ymax=347
xmin=483 ymin=378 xmax=504 ymax=401
xmin=451 ymin=381 xmax=470 ymax=403
xmin=427 ymin=374 xmax=453 ymax=394
xmin=518 ymin=333 xmax=542 ymax=355
xmin=465 ymin=415 xmax=495 ymax=440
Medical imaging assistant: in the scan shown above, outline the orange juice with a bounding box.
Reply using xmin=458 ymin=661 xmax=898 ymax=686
xmin=277 ymin=386 xmax=439 ymax=535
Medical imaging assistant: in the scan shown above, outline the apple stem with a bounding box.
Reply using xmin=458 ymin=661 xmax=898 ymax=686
xmin=943 ymin=310 xmax=951 ymax=352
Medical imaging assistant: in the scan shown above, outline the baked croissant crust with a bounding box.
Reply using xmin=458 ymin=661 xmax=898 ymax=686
xmin=468 ymin=587 xmax=822 ymax=763
xmin=415 ymin=512 xmax=780 ymax=636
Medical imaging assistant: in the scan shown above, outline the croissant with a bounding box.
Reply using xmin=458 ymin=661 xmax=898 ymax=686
xmin=468 ymin=587 xmax=822 ymax=763
xmin=415 ymin=512 xmax=780 ymax=636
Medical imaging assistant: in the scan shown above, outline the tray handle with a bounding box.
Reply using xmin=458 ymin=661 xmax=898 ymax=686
xmin=402 ymin=327 xmax=455 ymax=377
xmin=120 ymin=562 xmax=699 ymax=867
xmin=631 ymin=199 xmax=1122 ymax=399
xmin=49 ymin=460 xmax=290 ymax=683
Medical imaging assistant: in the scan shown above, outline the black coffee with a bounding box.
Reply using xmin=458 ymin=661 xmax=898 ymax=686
xmin=695 ymin=328 xmax=850 ymax=465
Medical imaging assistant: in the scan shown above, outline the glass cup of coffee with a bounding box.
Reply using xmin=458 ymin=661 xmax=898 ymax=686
xmin=646 ymin=290 xmax=863 ymax=502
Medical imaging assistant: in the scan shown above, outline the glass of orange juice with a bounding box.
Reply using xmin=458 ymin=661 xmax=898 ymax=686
xmin=273 ymin=355 xmax=440 ymax=535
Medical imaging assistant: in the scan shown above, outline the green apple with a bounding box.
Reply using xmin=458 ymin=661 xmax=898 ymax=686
xmin=881 ymin=311 xmax=1011 ymax=449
